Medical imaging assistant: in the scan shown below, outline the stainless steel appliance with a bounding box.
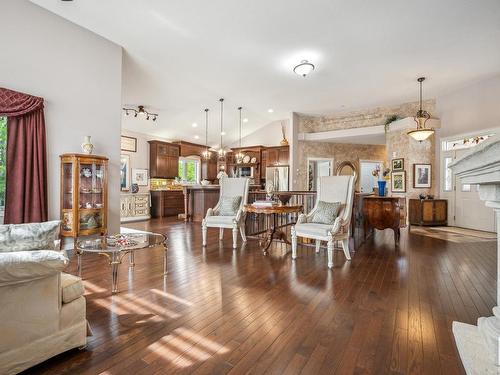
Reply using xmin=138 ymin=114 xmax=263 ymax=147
xmin=266 ymin=166 xmax=289 ymax=191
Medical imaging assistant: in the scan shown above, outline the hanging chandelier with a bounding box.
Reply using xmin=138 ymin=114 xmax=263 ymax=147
xmin=213 ymin=98 xmax=231 ymax=157
xmin=407 ymin=77 xmax=434 ymax=142
xmin=122 ymin=105 xmax=158 ymax=121
xmin=235 ymin=106 xmax=244 ymax=163
xmin=202 ymin=108 xmax=211 ymax=159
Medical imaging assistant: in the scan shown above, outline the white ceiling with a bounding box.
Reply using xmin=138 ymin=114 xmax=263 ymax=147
xmin=31 ymin=0 xmax=500 ymax=146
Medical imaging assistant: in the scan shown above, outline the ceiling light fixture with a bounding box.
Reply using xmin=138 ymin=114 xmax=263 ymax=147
xmin=293 ymin=60 xmax=315 ymax=77
xmin=407 ymin=77 xmax=434 ymax=142
xmin=122 ymin=105 xmax=158 ymax=122
xmin=214 ymin=98 xmax=231 ymax=157
xmin=243 ymin=118 xmax=249 ymax=123
xmin=202 ymin=108 xmax=211 ymax=159
xmin=192 ymin=123 xmax=198 ymax=127
xmin=268 ymin=108 xmax=274 ymax=113
xmin=194 ymin=135 xmax=199 ymax=139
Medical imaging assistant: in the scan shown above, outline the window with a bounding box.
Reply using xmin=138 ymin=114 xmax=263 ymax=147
xmin=0 ymin=117 xmax=6 ymax=223
xmin=442 ymin=133 xmax=494 ymax=151
xmin=443 ymin=157 xmax=453 ymax=192
xmin=178 ymin=157 xmax=200 ymax=184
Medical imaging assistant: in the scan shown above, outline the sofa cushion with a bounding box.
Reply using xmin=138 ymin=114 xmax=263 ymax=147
xmin=0 ymin=250 xmax=68 ymax=284
xmin=60 ymin=273 xmax=85 ymax=304
xmin=0 ymin=221 xmax=61 ymax=252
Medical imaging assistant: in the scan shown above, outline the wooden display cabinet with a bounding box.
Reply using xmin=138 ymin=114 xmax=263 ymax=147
xmin=60 ymin=153 xmax=108 ymax=238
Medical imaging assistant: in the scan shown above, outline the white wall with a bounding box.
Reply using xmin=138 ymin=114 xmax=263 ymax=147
xmin=436 ymin=74 xmax=500 ymax=138
xmin=0 ymin=0 xmax=123 ymax=232
xmin=229 ymin=120 xmax=289 ymax=147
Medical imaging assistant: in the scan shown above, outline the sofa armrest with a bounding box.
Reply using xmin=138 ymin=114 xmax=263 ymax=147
xmin=0 ymin=250 xmax=68 ymax=285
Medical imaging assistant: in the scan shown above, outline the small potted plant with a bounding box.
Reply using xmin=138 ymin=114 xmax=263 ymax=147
xmin=372 ymin=165 xmax=391 ymax=196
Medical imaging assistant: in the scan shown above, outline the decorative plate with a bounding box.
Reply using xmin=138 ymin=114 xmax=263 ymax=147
xmin=243 ymin=155 xmax=251 ymax=163
xmin=250 ymin=157 xmax=257 ymax=164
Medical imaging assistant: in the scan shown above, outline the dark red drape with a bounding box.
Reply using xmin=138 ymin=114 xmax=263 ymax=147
xmin=0 ymin=87 xmax=48 ymax=224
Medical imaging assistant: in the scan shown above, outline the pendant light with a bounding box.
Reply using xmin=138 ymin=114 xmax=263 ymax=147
xmin=202 ymin=108 xmax=211 ymax=159
xmin=407 ymin=77 xmax=434 ymax=142
xmin=216 ymin=98 xmax=230 ymax=156
xmin=235 ymin=106 xmax=244 ymax=163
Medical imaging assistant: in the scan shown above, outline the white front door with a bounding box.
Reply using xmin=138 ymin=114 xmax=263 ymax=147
xmin=359 ymin=160 xmax=383 ymax=193
xmin=441 ymin=149 xmax=496 ymax=232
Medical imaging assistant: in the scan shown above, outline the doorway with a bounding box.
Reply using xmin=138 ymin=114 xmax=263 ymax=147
xmin=307 ymin=158 xmax=334 ymax=191
xmin=440 ymin=136 xmax=496 ymax=232
xmin=359 ymin=160 xmax=384 ymax=193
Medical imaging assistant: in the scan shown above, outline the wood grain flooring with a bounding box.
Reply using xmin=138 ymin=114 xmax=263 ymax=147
xmin=22 ymin=218 xmax=496 ymax=374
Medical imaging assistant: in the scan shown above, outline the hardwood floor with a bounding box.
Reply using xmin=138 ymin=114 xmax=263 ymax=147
xmin=24 ymin=218 xmax=496 ymax=374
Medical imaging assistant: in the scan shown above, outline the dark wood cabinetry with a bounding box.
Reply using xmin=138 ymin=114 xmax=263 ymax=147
xmin=201 ymin=157 xmax=218 ymax=180
xmin=363 ymin=196 xmax=406 ymax=243
xmin=264 ymin=146 xmax=289 ymax=167
xmin=150 ymin=190 xmax=184 ymax=218
xmin=409 ymin=199 xmax=447 ymax=226
xmin=149 ymin=141 xmax=180 ymax=178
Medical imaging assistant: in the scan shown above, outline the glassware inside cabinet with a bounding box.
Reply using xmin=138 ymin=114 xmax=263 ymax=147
xmin=93 ymin=164 xmax=104 ymax=209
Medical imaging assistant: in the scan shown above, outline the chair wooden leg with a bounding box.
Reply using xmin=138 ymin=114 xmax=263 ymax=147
xmin=232 ymin=226 xmax=238 ymax=249
xmin=327 ymin=237 xmax=334 ymax=269
xmin=219 ymin=228 xmax=224 ymax=240
xmin=315 ymin=240 xmax=321 ymax=254
xmin=341 ymin=238 xmax=351 ymax=260
xmin=291 ymin=226 xmax=298 ymax=259
xmin=239 ymin=225 xmax=247 ymax=242
xmin=202 ymin=221 xmax=207 ymax=246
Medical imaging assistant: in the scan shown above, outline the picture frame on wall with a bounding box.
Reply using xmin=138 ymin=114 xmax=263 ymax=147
xmin=413 ymin=163 xmax=431 ymax=188
xmin=121 ymin=135 xmax=137 ymax=152
xmin=120 ymin=154 xmax=131 ymax=191
xmin=132 ymin=168 xmax=148 ymax=186
xmin=392 ymin=158 xmax=404 ymax=171
xmin=391 ymin=171 xmax=406 ymax=192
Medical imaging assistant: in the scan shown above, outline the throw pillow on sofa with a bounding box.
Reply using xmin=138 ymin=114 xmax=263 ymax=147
xmin=0 ymin=220 xmax=61 ymax=252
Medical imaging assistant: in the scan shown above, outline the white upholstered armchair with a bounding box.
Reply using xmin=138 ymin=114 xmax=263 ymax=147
xmin=291 ymin=175 xmax=356 ymax=268
xmin=202 ymin=177 xmax=250 ymax=248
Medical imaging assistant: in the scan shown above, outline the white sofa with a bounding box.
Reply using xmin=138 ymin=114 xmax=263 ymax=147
xmin=0 ymin=221 xmax=87 ymax=375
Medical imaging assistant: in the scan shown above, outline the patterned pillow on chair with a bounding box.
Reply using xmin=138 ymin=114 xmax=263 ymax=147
xmin=310 ymin=201 xmax=341 ymax=225
xmin=218 ymin=196 xmax=242 ymax=216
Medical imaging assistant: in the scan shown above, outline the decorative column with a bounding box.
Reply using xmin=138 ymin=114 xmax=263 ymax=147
xmin=450 ymin=138 xmax=500 ymax=374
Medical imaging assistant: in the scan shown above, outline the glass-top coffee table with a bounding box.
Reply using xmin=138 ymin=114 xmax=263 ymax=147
xmin=75 ymin=232 xmax=167 ymax=293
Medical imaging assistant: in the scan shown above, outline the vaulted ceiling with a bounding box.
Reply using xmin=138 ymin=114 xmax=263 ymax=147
xmin=32 ymin=0 xmax=500 ymax=146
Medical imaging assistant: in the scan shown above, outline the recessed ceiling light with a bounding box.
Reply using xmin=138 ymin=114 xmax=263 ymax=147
xmin=192 ymin=123 xmax=198 ymax=127
xmin=243 ymin=118 xmax=249 ymax=123
xmin=194 ymin=135 xmax=200 ymax=139
xmin=268 ymin=109 xmax=274 ymax=113
xmin=293 ymin=60 xmax=315 ymax=77
xmin=221 ymin=131 xmax=226 ymax=136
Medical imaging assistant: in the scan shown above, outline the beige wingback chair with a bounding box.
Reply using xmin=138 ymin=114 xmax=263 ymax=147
xmin=202 ymin=177 xmax=250 ymax=248
xmin=291 ymin=175 xmax=356 ymax=268
xmin=0 ymin=222 xmax=87 ymax=375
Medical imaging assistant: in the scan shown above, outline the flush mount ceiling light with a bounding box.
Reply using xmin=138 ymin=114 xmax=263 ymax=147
xmin=123 ymin=105 xmax=158 ymax=122
xmin=293 ymin=60 xmax=315 ymax=77
xmin=192 ymin=123 xmax=198 ymax=128
xmin=407 ymin=77 xmax=435 ymax=142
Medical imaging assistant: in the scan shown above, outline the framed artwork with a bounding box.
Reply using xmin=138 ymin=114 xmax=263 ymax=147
xmin=120 ymin=154 xmax=131 ymax=191
xmin=392 ymin=158 xmax=404 ymax=171
xmin=391 ymin=171 xmax=406 ymax=192
xmin=121 ymin=135 xmax=137 ymax=152
xmin=413 ymin=163 xmax=431 ymax=188
xmin=132 ymin=168 xmax=148 ymax=186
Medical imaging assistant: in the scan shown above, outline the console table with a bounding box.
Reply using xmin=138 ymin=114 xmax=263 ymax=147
xmin=450 ymin=138 xmax=500 ymax=374
xmin=362 ymin=196 xmax=406 ymax=243
xmin=408 ymin=198 xmax=447 ymax=226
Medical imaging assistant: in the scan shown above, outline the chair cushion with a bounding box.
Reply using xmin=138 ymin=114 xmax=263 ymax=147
xmin=205 ymin=215 xmax=237 ymax=226
xmin=0 ymin=220 xmax=61 ymax=252
xmin=310 ymin=201 xmax=341 ymax=225
xmin=61 ymin=273 xmax=85 ymax=304
xmin=218 ymin=196 xmax=242 ymax=216
xmin=295 ymin=223 xmax=333 ymax=238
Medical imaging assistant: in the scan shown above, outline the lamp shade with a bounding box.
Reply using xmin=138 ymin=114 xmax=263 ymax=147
xmin=407 ymin=128 xmax=435 ymax=141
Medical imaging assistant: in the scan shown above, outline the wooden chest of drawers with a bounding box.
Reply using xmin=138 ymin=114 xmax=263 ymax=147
xmin=408 ymin=199 xmax=447 ymax=226
xmin=363 ymin=196 xmax=406 ymax=243
xmin=120 ymin=193 xmax=151 ymax=222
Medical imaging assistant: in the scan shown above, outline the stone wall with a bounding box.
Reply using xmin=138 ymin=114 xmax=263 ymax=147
xmin=296 ymin=141 xmax=387 ymax=191
xmin=296 ymin=99 xmax=437 ymax=196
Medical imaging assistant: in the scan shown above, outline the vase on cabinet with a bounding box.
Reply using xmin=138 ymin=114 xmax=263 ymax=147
xmin=81 ymin=136 xmax=94 ymax=154
xmin=377 ymin=180 xmax=387 ymax=197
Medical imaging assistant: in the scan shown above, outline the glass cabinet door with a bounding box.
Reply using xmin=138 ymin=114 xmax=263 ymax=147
xmin=61 ymin=162 xmax=74 ymax=232
xmin=78 ymin=162 xmax=103 ymax=232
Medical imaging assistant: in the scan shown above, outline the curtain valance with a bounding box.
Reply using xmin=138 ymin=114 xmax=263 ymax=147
xmin=0 ymin=87 xmax=44 ymax=117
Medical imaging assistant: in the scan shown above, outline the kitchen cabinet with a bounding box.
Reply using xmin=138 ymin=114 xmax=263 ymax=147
xmin=149 ymin=141 xmax=180 ymax=178
xmin=202 ymin=157 xmax=218 ymax=180
xmin=120 ymin=193 xmax=150 ymax=222
xmin=265 ymin=146 xmax=289 ymax=166
xmin=409 ymin=199 xmax=447 ymax=226
xmin=150 ymin=190 xmax=184 ymax=217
